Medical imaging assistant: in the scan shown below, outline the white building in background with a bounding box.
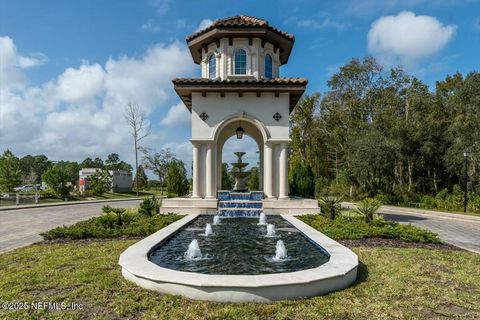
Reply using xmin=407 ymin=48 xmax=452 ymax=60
xmin=79 ymin=168 xmax=132 ymax=193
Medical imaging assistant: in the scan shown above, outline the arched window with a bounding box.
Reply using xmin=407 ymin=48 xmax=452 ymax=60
xmin=265 ymin=54 xmax=273 ymax=79
xmin=234 ymin=49 xmax=247 ymax=75
xmin=208 ymin=54 xmax=216 ymax=79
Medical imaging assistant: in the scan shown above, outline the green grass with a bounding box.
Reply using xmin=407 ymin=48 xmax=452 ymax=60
xmin=0 ymin=190 xmax=165 ymax=207
xmin=91 ymin=190 xmax=165 ymax=200
xmin=298 ymin=214 xmax=442 ymax=243
xmin=0 ymin=240 xmax=478 ymax=319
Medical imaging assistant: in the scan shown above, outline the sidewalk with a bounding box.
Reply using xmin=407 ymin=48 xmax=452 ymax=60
xmin=0 ymin=197 xmax=145 ymax=211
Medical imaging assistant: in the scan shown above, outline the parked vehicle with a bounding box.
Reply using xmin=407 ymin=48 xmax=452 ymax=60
xmin=14 ymin=185 xmax=35 ymax=192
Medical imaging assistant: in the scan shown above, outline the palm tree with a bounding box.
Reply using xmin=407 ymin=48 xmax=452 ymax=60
xmin=318 ymin=196 xmax=342 ymax=220
xmin=354 ymin=198 xmax=382 ymax=223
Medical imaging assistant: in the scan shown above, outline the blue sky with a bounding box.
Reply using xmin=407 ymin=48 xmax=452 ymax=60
xmin=1 ymin=0 xmax=479 ymax=173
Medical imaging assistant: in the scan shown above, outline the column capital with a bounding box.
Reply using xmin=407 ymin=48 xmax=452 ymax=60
xmin=266 ymin=139 xmax=291 ymax=147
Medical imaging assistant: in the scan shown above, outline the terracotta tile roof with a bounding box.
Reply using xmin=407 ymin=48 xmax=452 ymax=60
xmin=186 ymin=15 xmax=294 ymax=42
xmin=172 ymin=77 xmax=307 ymax=86
xmin=173 ymin=77 xmax=308 ymax=113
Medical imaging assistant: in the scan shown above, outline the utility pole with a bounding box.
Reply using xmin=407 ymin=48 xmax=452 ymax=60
xmin=463 ymin=150 xmax=470 ymax=213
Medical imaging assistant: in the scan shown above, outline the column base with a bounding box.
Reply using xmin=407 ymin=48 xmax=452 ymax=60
xmin=278 ymin=196 xmax=289 ymax=200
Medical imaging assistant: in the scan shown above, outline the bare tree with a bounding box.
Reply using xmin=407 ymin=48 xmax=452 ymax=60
xmin=124 ymin=102 xmax=151 ymax=196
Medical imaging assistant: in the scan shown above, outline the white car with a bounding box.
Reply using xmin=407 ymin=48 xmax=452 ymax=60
xmin=13 ymin=185 xmax=36 ymax=192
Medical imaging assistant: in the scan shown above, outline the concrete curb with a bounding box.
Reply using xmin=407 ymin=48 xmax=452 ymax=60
xmin=119 ymin=214 xmax=358 ymax=302
xmin=0 ymin=197 xmax=146 ymax=211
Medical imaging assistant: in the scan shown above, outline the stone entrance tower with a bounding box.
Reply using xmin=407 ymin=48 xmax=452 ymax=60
xmin=173 ymin=15 xmax=307 ymax=200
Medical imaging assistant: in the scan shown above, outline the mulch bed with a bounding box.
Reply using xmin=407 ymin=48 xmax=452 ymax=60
xmin=36 ymin=236 xmax=143 ymax=246
xmin=339 ymin=237 xmax=462 ymax=250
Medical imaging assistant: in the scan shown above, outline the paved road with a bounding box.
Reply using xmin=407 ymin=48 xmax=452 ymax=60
xmin=0 ymin=200 xmax=141 ymax=253
xmin=379 ymin=206 xmax=480 ymax=253
xmin=343 ymin=202 xmax=480 ymax=253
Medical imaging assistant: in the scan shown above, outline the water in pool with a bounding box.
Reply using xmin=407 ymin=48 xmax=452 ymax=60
xmin=148 ymin=215 xmax=330 ymax=275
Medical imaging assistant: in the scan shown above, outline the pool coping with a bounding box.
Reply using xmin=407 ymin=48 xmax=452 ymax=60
xmin=119 ymin=214 xmax=358 ymax=302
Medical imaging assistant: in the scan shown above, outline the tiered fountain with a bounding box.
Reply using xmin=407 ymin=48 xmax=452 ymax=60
xmin=230 ymin=152 xmax=250 ymax=192
xmin=217 ymin=152 xmax=264 ymax=217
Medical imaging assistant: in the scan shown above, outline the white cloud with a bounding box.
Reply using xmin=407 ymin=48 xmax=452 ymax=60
xmin=141 ymin=19 xmax=161 ymax=33
xmin=160 ymin=102 xmax=190 ymax=126
xmin=0 ymin=36 xmax=47 ymax=90
xmin=0 ymin=36 xmax=196 ymax=165
xmin=148 ymin=0 xmax=170 ymax=15
xmin=195 ymin=19 xmax=214 ymax=32
xmin=17 ymin=53 xmax=48 ymax=68
xmin=53 ymin=63 xmax=105 ymax=102
xmin=367 ymin=11 xmax=456 ymax=66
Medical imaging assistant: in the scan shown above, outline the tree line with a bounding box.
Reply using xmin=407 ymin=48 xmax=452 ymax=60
xmin=289 ymin=57 xmax=480 ymax=211
xmin=0 ymin=151 xmax=133 ymax=191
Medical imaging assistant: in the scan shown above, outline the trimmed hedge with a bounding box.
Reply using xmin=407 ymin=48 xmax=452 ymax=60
xmin=41 ymin=212 xmax=182 ymax=240
xmin=298 ymin=214 xmax=441 ymax=243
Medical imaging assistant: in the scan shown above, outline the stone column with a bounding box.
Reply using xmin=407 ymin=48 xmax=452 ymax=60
xmin=192 ymin=143 xmax=200 ymax=198
xmin=205 ymin=143 xmax=214 ymax=199
xmin=259 ymin=148 xmax=264 ymax=191
xmin=264 ymin=143 xmax=274 ymax=198
xmin=279 ymin=143 xmax=289 ymax=199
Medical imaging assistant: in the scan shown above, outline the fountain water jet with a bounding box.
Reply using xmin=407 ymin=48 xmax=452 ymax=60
xmin=273 ymin=240 xmax=287 ymax=261
xmin=184 ymin=239 xmax=202 ymax=260
xmin=258 ymin=212 xmax=267 ymax=225
xmin=266 ymin=224 xmax=276 ymax=237
xmin=213 ymin=215 xmax=221 ymax=225
xmin=205 ymin=223 xmax=213 ymax=236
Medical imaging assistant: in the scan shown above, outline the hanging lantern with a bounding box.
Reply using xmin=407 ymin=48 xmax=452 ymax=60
xmin=236 ymin=121 xmax=244 ymax=139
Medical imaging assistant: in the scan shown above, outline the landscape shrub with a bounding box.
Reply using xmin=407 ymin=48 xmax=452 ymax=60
xmin=289 ymin=158 xmax=315 ymax=198
xmin=374 ymin=193 xmax=398 ymax=205
xmin=318 ymin=196 xmax=342 ymax=220
xmin=471 ymin=194 xmax=480 ymax=213
xmin=165 ymin=160 xmax=189 ymax=196
xmin=138 ymin=195 xmax=160 ymax=217
xmin=354 ymin=198 xmax=382 ymax=223
xmin=418 ymin=195 xmax=436 ymax=209
xmin=41 ymin=210 xmax=182 ymax=240
xmin=298 ymin=214 xmax=441 ymax=243
xmin=80 ymin=190 xmax=95 ymax=198
xmin=39 ymin=188 xmax=58 ymax=199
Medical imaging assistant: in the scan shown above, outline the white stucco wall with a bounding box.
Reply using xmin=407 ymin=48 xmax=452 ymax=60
xmin=201 ymin=38 xmax=280 ymax=80
xmin=191 ymin=92 xmax=290 ymax=140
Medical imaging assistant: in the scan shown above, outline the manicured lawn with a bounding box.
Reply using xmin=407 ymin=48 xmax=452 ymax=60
xmin=0 ymin=240 xmax=479 ymax=320
xmin=0 ymin=191 xmax=165 ymax=207
xmin=92 ymin=190 xmax=165 ymax=200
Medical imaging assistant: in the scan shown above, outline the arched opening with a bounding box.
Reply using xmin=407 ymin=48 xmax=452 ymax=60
xmin=221 ymin=135 xmax=260 ymax=191
xmin=214 ymin=116 xmax=266 ymax=192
